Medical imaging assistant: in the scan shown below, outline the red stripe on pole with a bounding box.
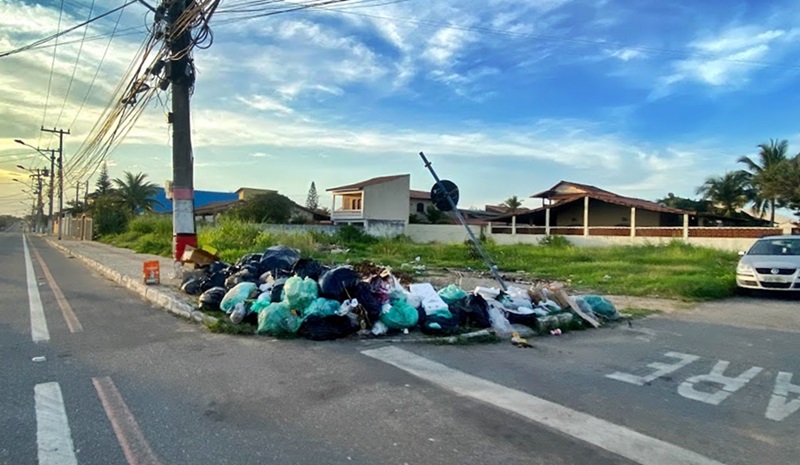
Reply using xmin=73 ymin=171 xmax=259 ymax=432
xmin=172 ymin=188 xmax=193 ymax=200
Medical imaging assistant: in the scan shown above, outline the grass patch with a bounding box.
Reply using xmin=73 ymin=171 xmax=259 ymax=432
xmin=101 ymin=218 xmax=739 ymax=301
xmin=202 ymin=310 xmax=257 ymax=335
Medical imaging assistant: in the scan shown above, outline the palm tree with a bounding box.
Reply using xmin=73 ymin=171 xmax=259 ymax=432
xmin=696 ymin=171 xmax=750 ymax=217
xmin=113 ymin=171 xmax=159 ymax=214
xmin=502 ymin=195 xmax=523 ymax=214
xmin=738 ymin=139 xmax=788 ymax=224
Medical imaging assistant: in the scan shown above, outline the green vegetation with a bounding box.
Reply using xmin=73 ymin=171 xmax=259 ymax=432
xmin=101 ymin=217 xmax=739 ymax=301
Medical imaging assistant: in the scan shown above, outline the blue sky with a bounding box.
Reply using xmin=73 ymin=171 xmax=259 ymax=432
xmin=1 ymin=0 xmax=800 ymax=215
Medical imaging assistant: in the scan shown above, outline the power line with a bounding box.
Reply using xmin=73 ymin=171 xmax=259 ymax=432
xmin=55 ymin=0 xmax=97 ymax=129
xmin=0 ymin=0 xmax=139 ymax=59
xmin=40 ymin=0 xmax=66 ymax=149
xmin=68 ymin=7 xmax=128 ymax=132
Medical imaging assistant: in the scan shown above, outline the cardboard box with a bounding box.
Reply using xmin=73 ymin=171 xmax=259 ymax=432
xmin=180 ymin=245 xmax=219 ymax=267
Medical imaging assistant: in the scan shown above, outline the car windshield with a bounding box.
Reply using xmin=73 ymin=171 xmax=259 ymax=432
xmin=748 ymin=238 xmax=800 ymax=256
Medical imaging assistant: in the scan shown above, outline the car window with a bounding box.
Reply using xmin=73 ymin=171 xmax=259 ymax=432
xmin=748 ymin=238 xmax=800 ymax=256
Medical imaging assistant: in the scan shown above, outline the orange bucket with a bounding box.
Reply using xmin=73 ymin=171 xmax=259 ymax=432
xmin=143 ymin=260 xmax=161 ymax=285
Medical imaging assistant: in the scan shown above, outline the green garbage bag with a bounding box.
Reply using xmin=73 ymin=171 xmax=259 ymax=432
xmin=581 ymin=295 xmax=619 ymax=321
xmin=257 ymin=302 xmax=303 ymax=336
xmin=380 ymin=293 xmax=419 ymax=330
xmin=437 ymin=284 xmax=468 ymax=305
xmin=284 ymin=276 xmax=318 ymax=311
xmin=220 ymin=282 xmax=257 ymax=314
xmin=304 ymin=298 xmax=342 ymax=318
xmin=250 ymin=299 xmax=271 ymax=314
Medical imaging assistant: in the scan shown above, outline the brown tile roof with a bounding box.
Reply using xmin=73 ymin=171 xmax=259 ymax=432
xmin=492 ymin=191 xmax=692 ymax=221
xmin=530 ymin=180 xmax=617 ymax=199
xmin=410 ymin=189 xmax=431 ymax=200
xmin=327 ymin=174 xmax=408 ymax=192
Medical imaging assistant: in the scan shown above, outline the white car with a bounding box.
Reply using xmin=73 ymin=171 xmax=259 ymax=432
xmin=736 ymin=235 xmax=800 ymax=291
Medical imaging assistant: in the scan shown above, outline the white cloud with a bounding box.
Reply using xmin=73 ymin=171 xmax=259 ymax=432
xmin=609 ymin=48 xmax=645 ymax=61
xmin=236 ymin=95 xmax=294 ymax=115
xmin=657 ymin=25 xmax=796 ymax=92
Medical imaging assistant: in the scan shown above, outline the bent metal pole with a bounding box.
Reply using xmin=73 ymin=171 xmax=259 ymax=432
xmin=418 ymin=151 xmax=507 ymax=291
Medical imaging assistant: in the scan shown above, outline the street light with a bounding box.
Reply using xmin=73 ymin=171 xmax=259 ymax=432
xmin=15 ymin=138 xmax=56 ymax=235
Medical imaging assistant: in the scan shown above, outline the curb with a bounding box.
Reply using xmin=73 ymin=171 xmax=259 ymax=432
xmin=43 ymin=238 xmax=218 ymax=326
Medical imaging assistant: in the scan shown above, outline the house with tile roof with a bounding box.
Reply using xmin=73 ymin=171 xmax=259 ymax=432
xmin=327 ymin=174 xmax=411 ymax=228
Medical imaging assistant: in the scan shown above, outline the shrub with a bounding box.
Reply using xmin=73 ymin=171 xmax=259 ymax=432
xmin=538 ymin=235 xmax=573 ymax=248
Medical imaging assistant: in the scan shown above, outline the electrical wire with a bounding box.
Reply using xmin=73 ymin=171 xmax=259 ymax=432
xmin=55 ymin=0 xmax=97 ymax=129
xmin=40 ymin=0 xmax=66 ymax=149
xmin=0 ymin=0 xmax=140 ymax=59
xmin=67 ymin=7 xmax=128 ymax=132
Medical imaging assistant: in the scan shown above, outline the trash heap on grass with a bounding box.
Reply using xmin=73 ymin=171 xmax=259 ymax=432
xmin=181 ymin=245 xmax=620 ymax=340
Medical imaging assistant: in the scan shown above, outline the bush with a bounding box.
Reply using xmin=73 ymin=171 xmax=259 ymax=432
xmin=333 ymin=224 xmax=376 ymax=245
xmin=538 ymin=235 xmax=573 ymax=248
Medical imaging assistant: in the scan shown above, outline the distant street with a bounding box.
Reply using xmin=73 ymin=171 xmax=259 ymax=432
xmin=2 ymin=231 xmax=798 ymax=465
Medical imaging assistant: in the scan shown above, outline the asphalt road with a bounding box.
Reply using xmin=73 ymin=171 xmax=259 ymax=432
xmin=2 ymin=232 xmax=798 ymax=465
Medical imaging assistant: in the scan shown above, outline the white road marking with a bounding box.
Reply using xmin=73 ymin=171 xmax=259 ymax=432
xmin=35 ymin=382 xmax=78 ymax=465
xmin=606 ymin=351 xmax=700 ymax=386
xmin=24 ymin=235 xmax=50 ymax=342
xmin=765 ymin=372 xmax=800 ymax=422
xmin=29 ymin=242 xmax=83 ymax=332
xmin=677 ymin=361 xmax=763 ymax=406
xmin=363 ymin=346 xmax=726 ymax=465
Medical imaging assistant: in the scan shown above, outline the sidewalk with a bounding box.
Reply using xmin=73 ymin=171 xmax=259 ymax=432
xmin=43 ymin=237 xmax=215 ymax=324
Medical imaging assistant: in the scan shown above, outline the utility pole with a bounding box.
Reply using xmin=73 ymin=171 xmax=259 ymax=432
xmin=41 ymin=127 xmax=70 ymax=240
xmin=84 ymin=180 xmax=89 ymax=206
xmin=44 ymin=149 xmax=56 ymax=234
xmin=75 ymin=182 xmax=80 ymax=205
xmin=165 ymin=0 xmax=197 ymax=261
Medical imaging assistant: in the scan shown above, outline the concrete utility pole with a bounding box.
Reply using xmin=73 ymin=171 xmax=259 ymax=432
xmin=14 ymin=140 xmax=57 ymax=233
xmin=41 ymin=127 xmax=70 ymax=240
xmin=84 ymin=180 xmax=89 ymax=206
xmin=165 ymin=0 xmax=197 ymax=261
xmin=75 ymin=182 xmax=80 ymax=205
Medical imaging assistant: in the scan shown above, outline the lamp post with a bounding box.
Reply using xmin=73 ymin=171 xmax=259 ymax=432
xmin=14 ymin=139 xmax=56 ymax=234
xmin=16 ymin=165 xmax=47 ymax=234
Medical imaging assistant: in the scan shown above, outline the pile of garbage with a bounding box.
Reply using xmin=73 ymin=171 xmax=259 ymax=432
xmin=180 ymin=245 xmax=620 ymax=341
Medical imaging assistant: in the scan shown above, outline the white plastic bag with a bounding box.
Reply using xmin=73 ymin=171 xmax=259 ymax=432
xmin=408 ymin=283 xmax=450 ymax=317
xmin=486 ymin=299 xmax=514 ymax=335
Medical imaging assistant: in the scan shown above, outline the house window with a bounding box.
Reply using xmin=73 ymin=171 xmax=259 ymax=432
xmin=416 ymin=202 xmax=424 ymax=213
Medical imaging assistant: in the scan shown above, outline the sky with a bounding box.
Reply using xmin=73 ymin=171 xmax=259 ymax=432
xmin=1 ymin=0 xmax=800 ymax=216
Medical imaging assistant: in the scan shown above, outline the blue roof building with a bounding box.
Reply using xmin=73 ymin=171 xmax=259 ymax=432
xmin=150 ymin=187 xmax=239 ymax=213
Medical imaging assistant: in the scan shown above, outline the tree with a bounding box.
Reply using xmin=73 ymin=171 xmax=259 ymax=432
xmin=113 ymin=171 xmax=159 ymax=214
xmin=758 ymin=155 xmax=800 ymax=218
xmin=306 ymin=181 xmax=319 ymax=211
xmin=656 ymin=193 xmax=711 ymax=212
xmin=425 ymin=205 xmax=449 ymax=224
xmin=502 ymin=195 xmax=523 ymax=213
xmin=95 ymin=162 xmax=112 ymax=195
xmin=696 ymin=171 xmax=750 ymax=217
xmin=230 ymin=192 xmax=295 ymax=223
xmin=738 ymin=139 xmax=789 ymax=224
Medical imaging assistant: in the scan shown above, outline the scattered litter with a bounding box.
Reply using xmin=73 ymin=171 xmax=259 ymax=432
xmin=32 ymin=356 xmax=46 ymax=363
xmin=184 ymin=243 xmax=619 ymax=341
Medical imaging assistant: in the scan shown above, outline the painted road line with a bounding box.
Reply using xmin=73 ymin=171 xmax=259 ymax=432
xmin=29 ymin=241 xmax=83 ymax=333
xmin=363 ymin=346 xmax=726 ymax=465
xmin=23 ymin=235 xmax=50 ymax=342
xmin=93 ymin=376 xmax=163 ymax=465
xmin=35 ymin=382 xmax=78 ymax=465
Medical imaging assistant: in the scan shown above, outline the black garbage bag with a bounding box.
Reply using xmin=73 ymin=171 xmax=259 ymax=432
xmin=181 ymin=278 xmax=203 ymax=296
xmin=258 ymin=246 xmax=301 ymax=277
xmin=318 ymin=266 xmax=361 ymax=301
xmin=236 ymin=253 xmax=262 ymax=267
xmin=292 ymin=258 xmax=326 ymax=281
xmin=200 ymin=271 xmax=227 ymax=292
xmin=298 ymin=314 xmax=358 ymax=341
xmin=271 ymin=277 xmax=288 ymax=303
xmin=420 ymin=314 xmax=460 ymax=336
xmin=465 ymin=294 xmax=492 ymax=328
xmin=206 ymin=261 xmax=229 ymax=275
xmin=354 ymin=281 xmax=382 ymax=324
xmin=198 ymin=286 xmax=226 ymax=312
xmin=506 ymin=310 xmax=537 ymax=328
xmin=224 ymin=265 xmax=260 ymax=289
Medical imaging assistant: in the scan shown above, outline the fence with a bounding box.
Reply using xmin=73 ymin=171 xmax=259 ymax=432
xmin=59 ymin=216 xmax=93 ymax=241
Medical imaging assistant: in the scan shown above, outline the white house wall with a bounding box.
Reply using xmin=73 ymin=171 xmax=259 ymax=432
xmin=363 ymin=175 xmax=410 ymax=223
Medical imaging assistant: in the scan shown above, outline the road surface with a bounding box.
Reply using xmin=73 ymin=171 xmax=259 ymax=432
xmin=2 ymin=232 xmax=798 ymax=465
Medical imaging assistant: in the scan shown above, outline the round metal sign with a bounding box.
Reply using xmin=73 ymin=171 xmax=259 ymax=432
xmin=430 ymin=180 xmax=459 ymax=212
